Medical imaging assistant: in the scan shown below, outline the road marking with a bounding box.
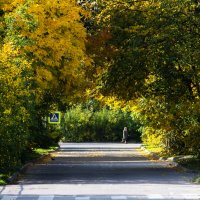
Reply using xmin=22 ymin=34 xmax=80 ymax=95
xmin=38 ymin=196 xmax=54 ymax=200
xmin=183 ymin=195 xmax=200 ymax=199
xmin=111 ymin=196 xmax=127 ymax=199
xmin=1 ymin=196 xmax=17 ymax=200
xmin=148 ymin=194 xmax=163 ymax=199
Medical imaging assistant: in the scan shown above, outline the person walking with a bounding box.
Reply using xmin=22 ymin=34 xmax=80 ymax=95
xmin=121 ymin=127 xmax=128 ymax=143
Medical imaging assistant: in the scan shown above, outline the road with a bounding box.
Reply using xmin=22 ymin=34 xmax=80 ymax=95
xmin=0 ymin=143 xmax=200 ymax=200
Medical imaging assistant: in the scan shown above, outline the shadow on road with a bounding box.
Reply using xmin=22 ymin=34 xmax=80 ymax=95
xmin=0 ymin=143 xmax=199 ymax=199
xmin=17 ymin=143 xmax=196 ymax=185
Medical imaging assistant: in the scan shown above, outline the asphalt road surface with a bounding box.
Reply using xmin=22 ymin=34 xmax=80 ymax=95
xmin=0 ymin=143 xmax=200 ymax=200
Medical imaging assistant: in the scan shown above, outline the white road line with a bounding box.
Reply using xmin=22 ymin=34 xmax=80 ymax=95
xmin=111 ymin=196 xmax=127 ymax=200
xmin=148 ymin=194 xmax=164 ymax=199
xmin=75 ymin=197 xmax=90 ymax=200
xmin=38 ymin=196 xmax=54 ymax=200
xmin=1 ymin=196 xmax=17 ymax=200
xmin=183 ymin=195 xmax=200 ymax=199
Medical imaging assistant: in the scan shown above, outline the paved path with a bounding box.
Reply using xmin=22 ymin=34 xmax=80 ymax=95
xmin=0 ymin=143 xmax=199 ymax=200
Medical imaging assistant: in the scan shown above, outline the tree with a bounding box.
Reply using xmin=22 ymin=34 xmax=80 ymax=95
xmin=0 ymin=42 xmax=34 ymax=170
xmin=91 ymin=0 xmax=200 ymax=156
xmin=4 ymin=0 xmax=90 ymax=104
xmin=0 ymin=0 xmax=90 ymax=171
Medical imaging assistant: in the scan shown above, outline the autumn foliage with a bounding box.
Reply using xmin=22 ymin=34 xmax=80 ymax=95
xmin=93 ymin=0 xmax=200 ymax=157
xmin=0 ymin=0 xmax=89 ymax=171
xmin=0 ymin=0 xmax=200 ymax=174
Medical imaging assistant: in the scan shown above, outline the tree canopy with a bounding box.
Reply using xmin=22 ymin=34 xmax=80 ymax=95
xmin=0 ymin=0 xmax=200 ymax=173
xmin=88 ymin=0 xmax=200 ymax=156
xmin=0 ymin=0 xmax=89 ymax=171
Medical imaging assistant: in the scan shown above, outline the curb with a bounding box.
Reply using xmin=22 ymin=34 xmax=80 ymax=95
xmin=141 ymin=146 xmax=161 ymax=160
xmin=140 ymin=146 xmax=188 ymax=171
xmin=7 ymin=162 xmax=32 ymax=183
xmin=7 ymin=150 xmax=56 ymax=184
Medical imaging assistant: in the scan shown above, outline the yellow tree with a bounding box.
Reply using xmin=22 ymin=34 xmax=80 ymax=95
xmin=3 ymin=0 xmax=90 ymax=105
xmin=0 ymin=42 xmax=34 ymax=170
xmin=0 ymin=0 xmax=91 ymax=170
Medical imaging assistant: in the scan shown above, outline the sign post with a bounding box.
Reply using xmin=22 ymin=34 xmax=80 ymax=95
xmin=48 ymin=112 xmax=61 ymax=124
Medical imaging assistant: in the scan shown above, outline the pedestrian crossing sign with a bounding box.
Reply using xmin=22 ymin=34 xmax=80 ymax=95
xmin=48 ymin=112 xmax=61 ymax=124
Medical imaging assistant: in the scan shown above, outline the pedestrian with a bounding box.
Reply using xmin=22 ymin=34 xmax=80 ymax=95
xmin=121 ymin=127 xmax=128 ymax=144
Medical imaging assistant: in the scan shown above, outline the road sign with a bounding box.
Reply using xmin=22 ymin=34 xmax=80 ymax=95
xmin=48 ymin=112 xmax=61 ymax=124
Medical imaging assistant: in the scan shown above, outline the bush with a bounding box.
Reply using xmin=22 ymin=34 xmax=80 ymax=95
xmin=62 ymin=104 xmax=141 ymax=142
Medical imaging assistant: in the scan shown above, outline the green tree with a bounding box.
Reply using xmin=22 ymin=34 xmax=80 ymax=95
xmin=91 ymin=0 xmax=200 ymax=156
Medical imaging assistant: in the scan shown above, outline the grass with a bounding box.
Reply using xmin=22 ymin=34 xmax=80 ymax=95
xmin=177 ymin=157 xmax=200 ymax=171
xmin=21 ymin=146 xmax=58 ymax=164
xmin=0 ymin=146 xmax=58 ymax=185
xmin=34 ymin=146 xmax=57 ymax=154
xmin=143 ymin=144 xmax=163 ymax=155
xmin=176 ymin=157 xmax=200 ymax=183
xmin=0 ymin=174 xmax=9 ymax=185
xmin=193 ymin=176 xmax=200 ymax=183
